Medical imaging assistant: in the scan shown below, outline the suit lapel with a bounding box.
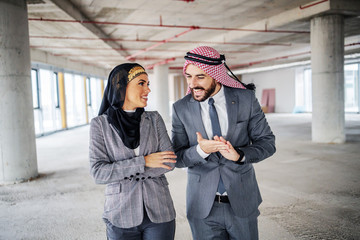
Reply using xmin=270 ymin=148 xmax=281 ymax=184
xmin=189 ymin=97 xmax=209 ymax=140
xmin=225 ymin=87 xmax=239 ymax=142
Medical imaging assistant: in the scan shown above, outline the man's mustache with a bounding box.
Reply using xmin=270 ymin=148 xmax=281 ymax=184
xmin=191 ymin=87 xmax=205 ymax=90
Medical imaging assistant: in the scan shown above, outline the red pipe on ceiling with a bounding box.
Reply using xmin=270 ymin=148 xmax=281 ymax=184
xmin=30 ymin=45 xmax=258 ymax=54
xmin=31 ymin=42 xmax=360 ymax=69
xmin=30 ymin=35 xmax=291 ymax=47
xmin=31 ymin=41 xmax=360 ymax=50
xmin=125 ymin=27 xmax=197 ymax=60
xmin=299 ymin=0 xmax=328 ymax=9
xmin=222 ymin=42 xmax=360 ymax=68
xmin=229 ymin=51 xmax=311 ymax=69
xmin=68 ymin=58 xmax=103 ymax=68
xmin=170 ymin=42 xmax=360 ymax=70
xmin=28 ymin=18 xmax=309 ymax=34
xmin=345 ymin=42 xmax=360 ymax=47
xmin=145 ymin=58 xmax=176 ymax=70
xmin=52 ymin=54 xmax=170 ymax=60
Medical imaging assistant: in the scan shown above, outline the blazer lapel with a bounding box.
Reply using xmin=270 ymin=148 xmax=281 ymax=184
xmin=189 ymin=97 xmax=209 ymax=140
xmin=139 ymin=112 xmax=151 ymax=155
xmin=225 ymin=87 xmax=239 ymax=143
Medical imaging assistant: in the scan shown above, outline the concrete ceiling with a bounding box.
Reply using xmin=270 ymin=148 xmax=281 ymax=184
xmin=27 ymin=0 xmax=360 ymax=73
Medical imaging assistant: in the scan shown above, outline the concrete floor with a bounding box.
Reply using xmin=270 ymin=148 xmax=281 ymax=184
xmin=0 ymin=113 xmax=359 ymax=240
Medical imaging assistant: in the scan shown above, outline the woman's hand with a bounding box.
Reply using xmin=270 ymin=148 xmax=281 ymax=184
xmin=144 ymin=151 xmax=177 ymax=170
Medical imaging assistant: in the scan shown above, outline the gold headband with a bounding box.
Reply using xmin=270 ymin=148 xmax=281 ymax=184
xmin=128 ymin=66 xmax=146 ymax=82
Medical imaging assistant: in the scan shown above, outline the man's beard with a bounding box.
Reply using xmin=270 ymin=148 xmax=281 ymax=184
xmin=191 ymin=79 xmax=217 ymax=102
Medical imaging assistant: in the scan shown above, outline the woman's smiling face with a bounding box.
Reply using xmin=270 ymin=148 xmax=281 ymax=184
xmin=122 ymin=73 xmax=151 ymax=110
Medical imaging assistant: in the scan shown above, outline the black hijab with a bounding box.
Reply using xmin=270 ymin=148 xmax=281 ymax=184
xmin=98 ymin=63 xmax=147 ymax=149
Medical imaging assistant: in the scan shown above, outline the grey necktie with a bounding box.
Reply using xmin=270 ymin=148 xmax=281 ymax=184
xmin=208 ymin=98 xmax=226 ymax=194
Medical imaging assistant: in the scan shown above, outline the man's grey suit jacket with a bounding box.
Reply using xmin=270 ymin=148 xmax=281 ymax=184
xmin=172 ymin=86 xmax=276 ymax=219
xmin=89 ymin=111 xmax=176 ymax=228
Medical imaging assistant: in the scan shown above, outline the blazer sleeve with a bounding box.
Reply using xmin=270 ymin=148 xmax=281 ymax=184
xmin=236 ymin=92 xmax=276 ymax=164
xmin=172 ymin=104 xmax=208 ymax=168
xmin=143 ymin=112 xmax=176 ymax=177
xmin=89 ymin=117 xmax=145 ymax=184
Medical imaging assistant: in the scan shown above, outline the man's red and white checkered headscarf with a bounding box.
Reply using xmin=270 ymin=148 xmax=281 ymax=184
xmin=183 ymin=46 xmax=246 ymax=92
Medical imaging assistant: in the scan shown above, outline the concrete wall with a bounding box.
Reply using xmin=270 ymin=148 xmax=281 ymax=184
xmin=242 ymin=68 xmax=296 ymax=113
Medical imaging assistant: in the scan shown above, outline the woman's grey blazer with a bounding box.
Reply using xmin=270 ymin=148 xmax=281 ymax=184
xmin=89 ymin=111 xmax=176 ymax=228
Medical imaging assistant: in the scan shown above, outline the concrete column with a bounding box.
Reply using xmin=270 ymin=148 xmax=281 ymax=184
xmin=0 ymin=0 xmax=38 ymax=183
xmin=310 ymin=14 xmax=345 ymax=143
xmin=151 ymin=65 xmax=170 ymax=123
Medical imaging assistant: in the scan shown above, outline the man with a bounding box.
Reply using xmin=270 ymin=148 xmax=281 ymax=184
xmin=172 ymin=46 xmax=276 ymax=240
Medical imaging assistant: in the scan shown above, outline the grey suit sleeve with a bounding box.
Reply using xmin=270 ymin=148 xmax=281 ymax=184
xmin=237 ymin=92 xmax=276 ymax=164
xmin=143 ymin=112 xmax=175 ymax=176
xmin=172 ymin=104 xmax=208 ymax=168
xmin=89 ymin=118 xmax=145 ymax=184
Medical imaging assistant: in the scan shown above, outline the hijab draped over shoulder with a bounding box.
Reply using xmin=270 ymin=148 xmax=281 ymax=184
xmin=98 ymin=63 xmax=147 ymax=149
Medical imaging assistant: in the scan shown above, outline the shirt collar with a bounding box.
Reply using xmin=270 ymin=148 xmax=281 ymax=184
xmin=204 ymin=84 xmax=224 ymax=104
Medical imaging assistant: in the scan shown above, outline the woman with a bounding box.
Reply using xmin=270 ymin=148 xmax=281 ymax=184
xmin=89 ymin=63 xmax=176 ymax=240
